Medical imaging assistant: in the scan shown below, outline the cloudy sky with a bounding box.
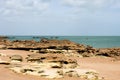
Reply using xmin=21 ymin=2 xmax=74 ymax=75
xmin=0 ymin=0 xmax=120 ymax=36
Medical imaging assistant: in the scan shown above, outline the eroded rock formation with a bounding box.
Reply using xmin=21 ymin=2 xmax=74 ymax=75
xmin=8 ymin=53 xmax=102 ymax=79
xmin=0 ymin=38 xmax=120 ymax=59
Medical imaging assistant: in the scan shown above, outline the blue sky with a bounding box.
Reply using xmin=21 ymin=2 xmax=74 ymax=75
xmin=0 ymin=0 xmax=120 ymax=36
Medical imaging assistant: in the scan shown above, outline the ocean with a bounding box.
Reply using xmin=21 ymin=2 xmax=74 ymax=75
xmin=7 ymin=36 xmax=120 ymax=48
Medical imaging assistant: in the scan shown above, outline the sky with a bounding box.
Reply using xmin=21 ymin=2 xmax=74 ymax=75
xmin=0 ymin=0 xmax=120 ymax=36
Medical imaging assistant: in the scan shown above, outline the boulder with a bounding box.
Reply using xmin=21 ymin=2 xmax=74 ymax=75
xmin=96 ymin=48 xmax=120 ymax=58
xmin=10 ymin=55 xmax=23 ymax=62
xmin=26 ymin=54 xmax=41 ymax=62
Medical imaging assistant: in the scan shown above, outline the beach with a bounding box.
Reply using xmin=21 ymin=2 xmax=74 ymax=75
xmin=0 ymin=0 xmax=120 ymax=79
xmin=0 ymin=37 xmax=120 ymax=80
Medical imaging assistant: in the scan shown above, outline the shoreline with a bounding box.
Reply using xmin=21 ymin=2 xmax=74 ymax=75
xmin=1 ymin=35 xmax=120 ymax=48
xmin=0 ymin=38 xmax=120 ymax=58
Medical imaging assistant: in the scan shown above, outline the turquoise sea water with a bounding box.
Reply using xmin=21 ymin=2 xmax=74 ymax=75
xmin=7 ymin=36 xmax=120 ymax=48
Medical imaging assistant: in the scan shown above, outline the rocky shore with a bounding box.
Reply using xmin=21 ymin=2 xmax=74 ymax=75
xmin=0 ymin=37 xmax=120 ymax=80
xmin=0 ymin=38 xmax=120 ymax=59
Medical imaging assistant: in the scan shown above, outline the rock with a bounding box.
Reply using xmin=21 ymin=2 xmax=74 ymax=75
xmin=63 ymin=63 xmax=77 ymax=69
xmin=8 ymin=61 xmax=102 ymax=79
xmin=29 ymin=50 xmax=40 ymax=53
xmin=40 ymin=49 xmax=63 ymax=53
xmin=96 ymin=48 xmax=120 ymax=58
xmin=39 ymin=69 xmax=63 ymax=79
xmin=57 ymin=70 xmax=63 ymax=75
xmin=1 ymin=39 xmax=85 ymax=51
xmin=82 ymin=52 xmax=94 ymax=57
xmin=9 ymin=67 xmax=22 ymax=73
xmin=26 ymin=53 xmax=64 ymax=63
xmin=0 ymin=45 xmax=6 ymax=49
xmin=64 ymin=70 xmax=79 ymax=77
xmin=0 ymin=37 xmax=119 ymax=59
xmin=49 ymin=62 xmax=62 ymax=68
xmin=80 ymin=75 xmax=88 ymax=79
xmin=10 ymin=55 xmax=23 ymax=62
xmin=0 ymin=59 xmax=10 ymax=65
xmin=39 ymin=49 xmax=48 ymax=53
xmin=26 ymin=54 xmax=41 ymax=62
xmin=40 ymin=38 xmax=49 ymax=43
xmin=20 ymin=68 xmax=35 ymax=73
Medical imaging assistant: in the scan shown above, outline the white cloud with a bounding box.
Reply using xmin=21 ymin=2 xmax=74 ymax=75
xmin=111 ymin=0 xmax=120 ymax=9
xmin=63 ymin=0 xmax=87 ymax=7
xmin=0 ymin=0 xmax=120 ymax=15
xmin=0 ymin=0 xmax=50 ymax=15
xmin=62 ymin=0 xmax=120 ymax=10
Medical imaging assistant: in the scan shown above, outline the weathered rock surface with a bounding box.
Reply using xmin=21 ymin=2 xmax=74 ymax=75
xmin=3 ymin=51 xmax=103 ymax=80
xmin=0 ymin=38 xmax=120 ymax=59
xmin=26 ymin=53 xmax=77 ymax=69
xmin=94 ymin=48 xmax=120 ymax=61
xmin=9 ymin=65 xmax=101 ymax=79
xmin=10 ymin=55 xmax=23 ymax=62
xmin=0 ymin=39 xmax=85 ymax=50
xmin=0 ymin=59 xmax=10 ymax=65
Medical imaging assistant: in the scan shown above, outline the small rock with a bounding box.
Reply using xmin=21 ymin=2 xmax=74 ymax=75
xmin=0 ymin=60 xmax=10 ymax=65
xmin=10 ymin=55 xmax=23 ymax=62
xmin=0 ymin=45 xmax=6 ymax=49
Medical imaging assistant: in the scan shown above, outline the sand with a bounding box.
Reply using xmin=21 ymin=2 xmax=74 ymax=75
xmin=0 ymin=49 xmax=120 ymax=80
